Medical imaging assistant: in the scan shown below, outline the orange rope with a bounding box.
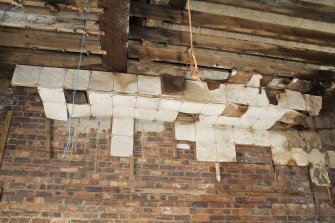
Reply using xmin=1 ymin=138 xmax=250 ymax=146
xmin=187 ymin=0 xmax=200 ymax=81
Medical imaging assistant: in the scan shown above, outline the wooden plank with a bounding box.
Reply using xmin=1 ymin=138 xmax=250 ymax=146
xmin=130 ymin=1 xmax=335 ymax=47
xmin=0 ymin=110 xmax=13 ymax=167
xmin=0 ymin=0 xmax=104 ymax=13
xmin=199 ymin=0 xmax=335 ymax=23
xmin=129 ymin=25 xmax=335 ymax=65
xmin=0 ymin=10 xmax=103 ymax=35
xmin=128 ymin=44 xmax=335 ymax=81
xmin=0 ymin=30 xmax=106 ymax=55
xmin=0 ymin=47 xmax=103 ymax=70
xmin=100 ymin=0 xmax=130 ymax=72
xmin=45 ymin=119 xmax=51 ymax=159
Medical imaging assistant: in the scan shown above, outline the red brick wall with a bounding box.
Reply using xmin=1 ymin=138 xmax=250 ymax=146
xmin=0 ymin=78 xmax=335 ymax=222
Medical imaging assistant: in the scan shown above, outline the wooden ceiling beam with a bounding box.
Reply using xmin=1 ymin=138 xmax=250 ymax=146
xmin=99 ymin=0 xmax=130 ymax=72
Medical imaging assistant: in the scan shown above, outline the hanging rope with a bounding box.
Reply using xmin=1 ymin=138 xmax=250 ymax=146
xmin=187 ymin=0 xmax=200 ymax=81
xmin=62 ymin=0 xmax=91 ymax=158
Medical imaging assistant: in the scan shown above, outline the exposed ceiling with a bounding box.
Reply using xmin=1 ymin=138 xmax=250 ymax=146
xmin=0 ymin=0 xmax=335 ymax=94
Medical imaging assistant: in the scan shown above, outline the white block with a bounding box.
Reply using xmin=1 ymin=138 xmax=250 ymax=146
xmin=201 ymin=103 xmax=225 ymax=116
xmin=138 ymin=75 xmax=161 ymax=95
xmin=89 ymin=71 xmax=114 ymax=91
xmin=304 ymin=94 xmax=322 ymax=116
xmin=113 ymin=107 xmax=135 ymax=118
xmin=206 ymin=84 xmax=227 ymax=103
xmin=225 ymin=84 xmax=247 ymax=104
xmin=114 ymin=73 xmax=138 ymax=93
xmin=302 ymin=131 xmax=322 ymax=150
xmin=233 ymin=128 xmax=253 ymax=145
xmin=326 ymin=150 xmax=335 ymax=168
xmin=159 ymin=99 xmax=181 ymax=111
xmin=155 ymin=110 xmax=178 ymax=122
xmin=285 ymin=90 xmax=307 ymax=111
xmin=252 ymin=130 xmax=271 ymax=146
xmin=111 ymin=135 xmax=133 ymax=157
xmin=241 ymin=107 xmax=266 ymax=120
xmin=175 ymin=123 xmax=196 ymax=141
xmin=246 ymin=87 xmax=269 ymax=107
xmin=43 ymin=102 xmax=67 ymax=121
xmin=12 ymin=65 xmax=40 ymax=87
xmin=67 ymin=104 xmax=91 ymax=117
xmin=198 ymin=115 xmax=219 ymax=125
xmin=135 ymin=108 xmax=157 ymax=121
xmin=308 ymin=149 xmax=326 ymax=166
xmin=269 ymin=131 xmax=289 ymax=148
xmin=196 ymin=141 xmax=217 ymax=162
xmin=113 ymin=95 xmax=136 ymax=108
xmin=136 ymin=96 xmax=160 ymax=109
xmin=176 ymin=143 xmax=191 ymax=150
xmin=39 ymin=67 xmax=65 ymax=88
xmin=277 ymin=93 xmax=288 ymax=108
xmin=89 ymin=91 xmax=113 ymax=106
xmin=214 ymin=126 xmax=234 ymax=143
xmin=38 ymin=87 xmax=65 ymax=103
xmin=234 ymin=118 xmax=257 ymax=129
xmin=262 ymin=107 xmax=288 ymax=120
xmin=216 ymin=116 xmax=240 ymax=126
xmin=184 ymin=80 xmax=208 ymax=102
xmin=272 ymin=147 xmax=290 ymax=165
xmin=290 ymin=148 xmax=308 ymax=166
xmin=112 ymin=117 xmax=134 ymax=137
xmin=64 ymin=69 xmax=90 ymax=90
xmin=247 ymin=74 xmax=263 ymax=88
xmin=179 ymin=101 xmax=204 ymax=114
xmin=195 ymin=124 xmax=215 ymax=141
xmin=91 ymin=104 xmax=113 ymax=117
xmin=253 ymin=118 xmax=277 ymax=130
xmin=216 ymin=143 xmax=237 ymax=162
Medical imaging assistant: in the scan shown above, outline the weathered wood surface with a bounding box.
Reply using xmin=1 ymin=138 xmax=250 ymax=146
xmin=0 ymin=110 xmax=13 ymax=167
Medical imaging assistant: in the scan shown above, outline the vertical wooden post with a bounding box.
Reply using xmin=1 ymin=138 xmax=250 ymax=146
xmin=0 ymin=110 xmax=13 ymax=167
xmin=45 ymin=119 xmax=51 ymax=159
xmin=130 ymin=156 xmax=135 ymax=178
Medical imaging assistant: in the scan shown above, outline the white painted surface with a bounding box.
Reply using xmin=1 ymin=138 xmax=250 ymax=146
xmin=201 ymin=103 xmax=226 ymax=116
xmin=112 ymin=117 xmax=134 ymax=137
xmin=196 ymin=141 xmax=217 ymax=162
xmin=89 ymin=71 xmax=114 ymax=91
xmin=43 ymin=102 xmax=68 ymax=121
xmin=175 ymin=123 xmax=196 ymax=141
xmin=113 ymin=95 xmax=136 ymax=108
xmin=64 ymin=69 xmax=90 ymax=90
xmin=216 ymin=143 xmax=237 ymax=162
xmin=138 ymin=75 xmax=162 ymax=95
xmin=195 ymin=124 xmax=216 ymax=141
xmin=39 ymin=67 xmax=65 ymax=88
xmin=135 ymin=108 xmax=157 ymax=121
xmin=155 ymin=110 xmax=178 ymax=122
xmin=111 ymin=135 xmax=134 ymax=157
xmin=179 ymin=101 xmax=204 ymax=114
xmin=136 ymin=96 xmax=160 ymax=109
xmin=12 ymin=65 xmax=40 ymax=87
xmin=38 ymin=87 xmax=65 ymax=103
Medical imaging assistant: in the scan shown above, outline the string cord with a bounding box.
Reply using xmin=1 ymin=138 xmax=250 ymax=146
xmin=62 ymin=0 xmax=91 ymax=158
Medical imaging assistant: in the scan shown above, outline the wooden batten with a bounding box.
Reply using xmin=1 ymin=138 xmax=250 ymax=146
xmin=221 ymin=103 xmax=248 ymax=117
xmin=227 ymin=69 xmax=254 ymax=84
xmin=279 ymin=110 xmax=306 ymax=126
xmin=287 ymin=78 xmax=311 ymax=93
xmin=0 ymin=110 xmax=13 ymax=167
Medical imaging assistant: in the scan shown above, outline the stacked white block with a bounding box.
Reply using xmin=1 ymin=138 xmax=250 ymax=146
xmin=111 ymin=117 xmax=135 ymax=157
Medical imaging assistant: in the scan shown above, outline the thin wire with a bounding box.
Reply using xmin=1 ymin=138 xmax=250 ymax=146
xmin=62 ymin=0 xmax=91 ymax=158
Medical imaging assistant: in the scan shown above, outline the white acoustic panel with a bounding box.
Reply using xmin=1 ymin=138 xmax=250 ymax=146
xmin=113 ymin=95 xmax=136 ymax=108
xmin=196 ymin=141 xmax=217 ymax=162
xmin=159 ymin=99 xmax=181 ymax=111
xmin=252 ymin=118 xmax=277 ymax=130
xmin=136 ymin=96 xmax=160 ymax=110
xmin=64 ymin=69 xmax=90 ymax=90
xmin=251 ymin=130 xmax=271 ymax=146
xmin=308 ymin=149 xmax=326 ymax=166
xmin=113 ymin=107 xmax=135 ymax=118
xmin=215 ymin=116 xmax=240 ymax=126
xmin=114 ymin=73 xmax=138 ymax=93
xmin=225 ymin=84 xmax=247 ymax=104
xmin=89 ymin=71 xmax=114 ymax=91
xmin=285 ymin=90 xmax=307 ymax=111
xmin=138 ymin=75 xmax=161 ymax=95
xmin=89 ymin=92 xmax=113 ymax=105
xmin=155 ymin=110 xmax=178 ymax=122
xmin=38 ymin=87 xmax=65 ymax=103
xmin=216 ymin=143 xmax=237 ymax=162
xmin=201 ymin=103 xmax=225 ymax=116
xmin=179 ymin=101 xmax=204 ymax=114
xmin=91 ymin=105 xmax=113 ymax=117
xmin=290 ymin=148 xmax=308 ymax=166
xmin=205 ymin=84 xmax=227 ymax=102
xmin=233 ymin=128 xmax=253 ymax=145
xmin=198 ymin=115 xmax=219 ymax=125
xmin=195 ymin=124 xmax=215 ymax=141
xmin=246 ymin=87 xmax=269 ymax=107
xmin=39 ymin=67 xmax=65 ymax=88
xmin=234 ymin=118 xmax=257 ymax=129
xmin=271 ymin=147 xmax=290 ymax=165
xmin=214 ymin=126 xmax=234 ymax=143
xmin=112 ymin=117 xmax=134 ymax=137
xmin=12 ymin=65 xmax=40 ymax=87
xmin=175 ymin=123 xmax=196 ymax=141
xmin=43 ymin=102 xmax=67 ymax=121
xmin=135 ymin=108 xmax=157 ymax=121
xmin=111 ymin=135 xmax=133 ymax=157
xmin=67 ymin=104 xmax=91 ymax=118
xmin=184 ymin=80 xmax=207 ymax=102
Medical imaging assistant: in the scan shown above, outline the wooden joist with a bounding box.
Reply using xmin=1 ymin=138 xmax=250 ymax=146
xmin=45 ymin=119 xmax=51 ymax=159
xmin=0 ymin=0 xmax=103 ymax=13
xmin=100 ymin=0 xmax=130 ymax=72
xmin=0 ymin=47 xmax=103 ymax=70
xmin=0 ymin=10 xmax=103 ymax=35
xmin=128 ymin=44 xmax=335 ymax=80
xmin=129 ymin=25 xmax=335 ymax=65
xmin=130 ymin=1 xmax=335 ymax=47
xmin=0 ymin=110 xmax=13 ymax=167
xmin=0 ymin=30 xmax=106 ymax=55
